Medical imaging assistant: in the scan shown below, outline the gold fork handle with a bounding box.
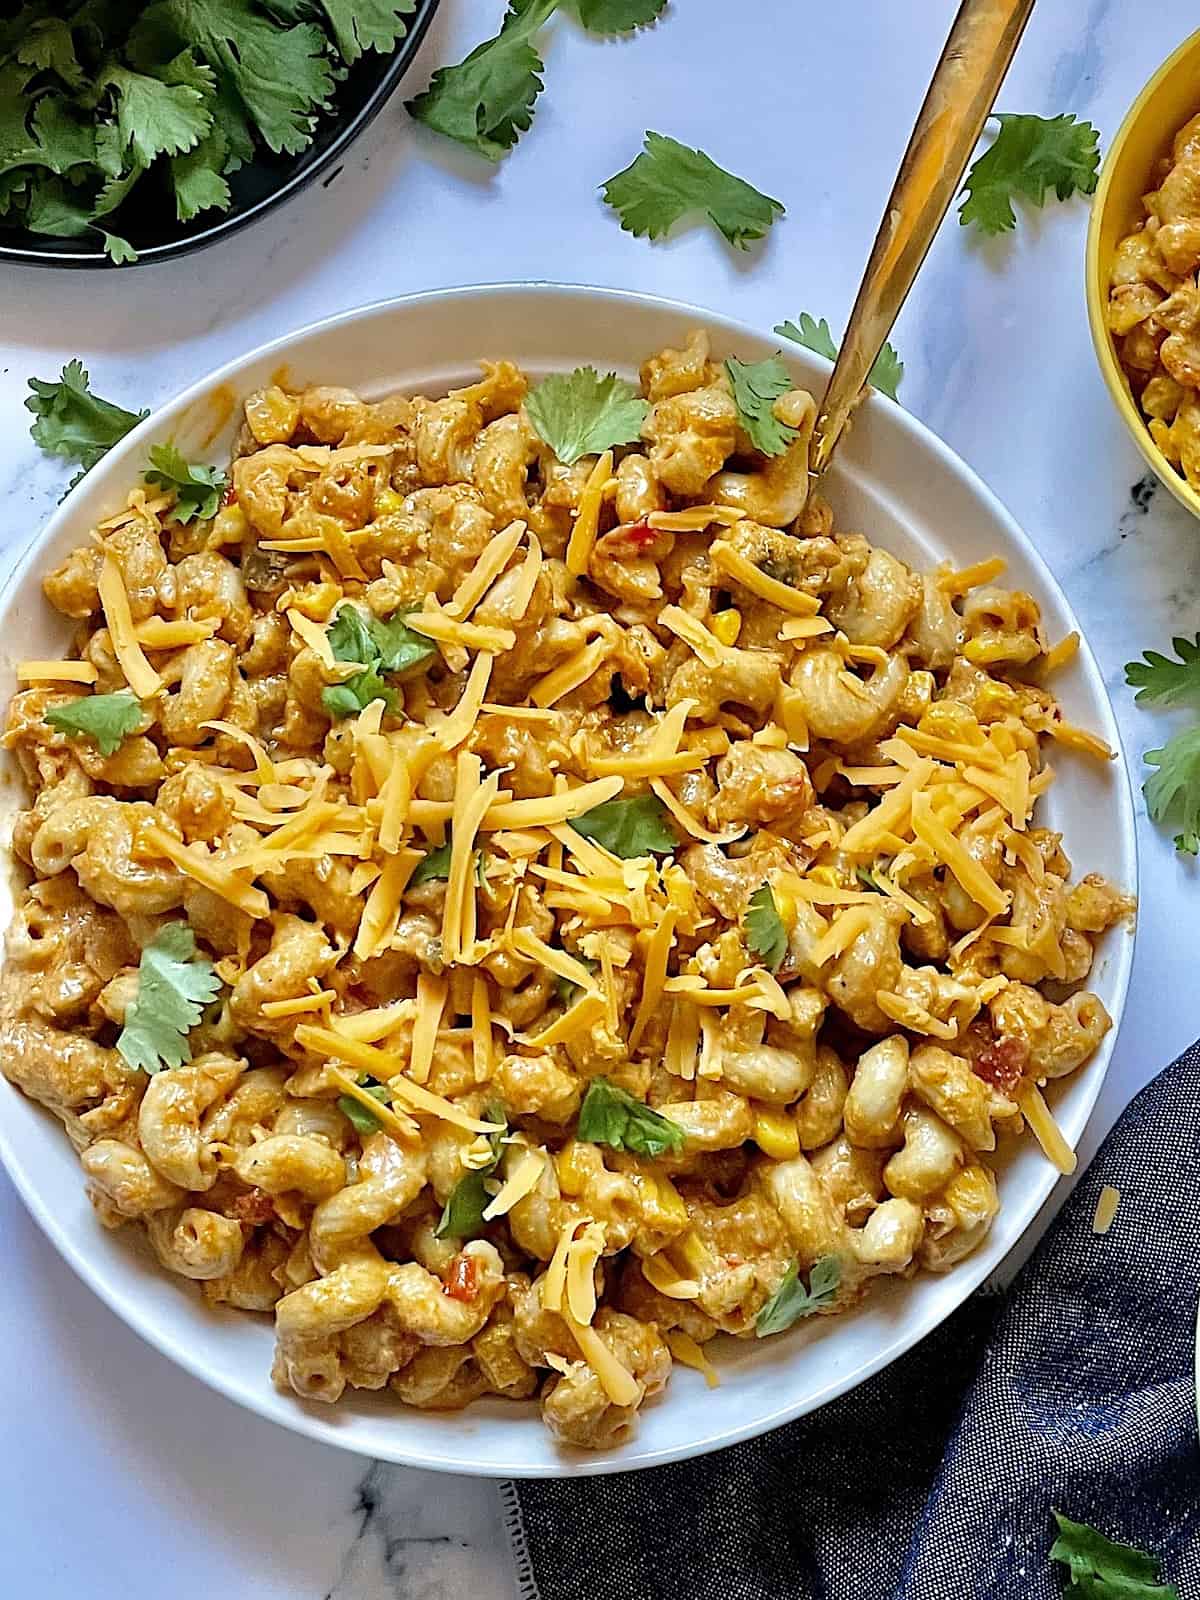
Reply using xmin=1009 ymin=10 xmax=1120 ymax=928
xmin=809 ymin=0 xmax=1036 ymax=478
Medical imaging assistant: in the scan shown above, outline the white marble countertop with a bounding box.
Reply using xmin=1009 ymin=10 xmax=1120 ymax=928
xmin=3 ymin=1 xmax=1198 ymax=1594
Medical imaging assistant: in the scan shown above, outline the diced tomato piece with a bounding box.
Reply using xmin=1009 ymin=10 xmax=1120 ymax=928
xmin=222 ymin=484 xmax=237 ymax=508
xmin=621 ymin=517 xmax=656 ymax=551
xmin=445 ymin=1252 xmax=480 ymax=1302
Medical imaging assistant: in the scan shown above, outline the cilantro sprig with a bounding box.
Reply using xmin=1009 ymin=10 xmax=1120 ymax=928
xmin=775 ymin=313 xmax=905 ymax=402
xmin=117 ymin=923 xmax=221 ymax=1075
xmin=25 ymin=362 xmax=147 ymax=485
xmin=1125 ymin=636 xmax=1200 ymax=706
xmin=525 ymin=367 xmax=648 ymax=464
xmin=577 ymin=1078 xmax=684 ymax=1158
xmin=755 ymin=1255 xmax=841 ymax=1336
xmin=144 ymin=442 xmax=228 ymax=522
xmin=0 ymin=2 xmax=417 ymax=260
xmin=725 ymin=356 xmax=797 ymax=457
xmin=571 ymin=794 xmax=678 ymax=858
xmin=45 ymin=689 xmax=142 ymax=756
xmin=321 ymin=603 xmax=437 ymax=720
xmin=435 ymin=1108 xmax=508 ymax=1239
xmin=407 ymin=0 xmax=666 ymax=160
xmin=1124 ymin=634 xmax=1200 ymax=854
xmin=603 ymin=132 xmax=784 ymax=249
xmin=1050 ymin=1512 xmax=1177 ymax=1599
xmin=958 ymin=113 xmax=1101 ymax=236
xmin=744 ymin=882 xmax=787 ymax=972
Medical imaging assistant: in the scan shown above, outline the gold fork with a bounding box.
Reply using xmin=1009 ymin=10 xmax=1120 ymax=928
xmin=809 ymin=0 xmax=1036 ymax=478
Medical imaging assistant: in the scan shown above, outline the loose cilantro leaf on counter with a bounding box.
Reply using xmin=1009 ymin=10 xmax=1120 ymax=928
xmin=435 ymin=1106 xmax=507 ymax=1239
xmin=577 ymin=1078 xmax=684 ymax=1158
xmin=744 ymin=882 xmax=787 ymax=972
xmin=406 ymin=0 xmax=558 ymax=161
xmin=571 ymin=794 xmax=678 ymax=857
xmin=45 ymin=689 xmax=142 ymax=756
xmin=958 ymin=113 xmax=1100 ymax=236
xmin=602 ymin=131 xmax=784 ymax=249
xmin=1125 ymin=636 xmax=1200 ymax=706
xmin=525 ymin=366 xmax=648 ymax=464
xmin=117 ymin=923 xmax=221 ymax=1075
xmin=337 ymin=1081 xmax=391 ymax=1134
xmin=1050 ymin=1512 xmax=1177 ymax=1599
xmin=574 ymin=0 xmax=666 ymax=32
xmin=144 ymin=442 xmax=228 ymax=522
xmin=725 ymin=355 xmax=797 ymax=457
xmin=1142 ymin=727 xmax=1200 ymax=855
xmin=25 ymin=361 xmax=148 ymax=483
xmin=776 ymin=312 xmax=905 ymax=402
xmin=755 ymin=1255 xmax=841 ymax=1336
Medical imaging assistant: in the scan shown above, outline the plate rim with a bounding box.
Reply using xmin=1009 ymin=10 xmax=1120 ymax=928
xmin=0 ymin=282 xmax=1140 ymax=1475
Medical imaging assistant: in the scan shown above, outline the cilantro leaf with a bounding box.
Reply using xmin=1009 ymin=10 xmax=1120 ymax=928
xmin=321 ymin=603 xmax=435 ymax=720
xmin=103 ymin=65 xmax=213 ymax=166
xmin=45 ymin=690 xmax=142 ymax=756
xmin=435 ymin=1106 xmax=507 ymax=1238
xmin=571 ymin=794 xmax=678 ymax=857
xmin=958 ymin=113 xmax=1101 ymax=236
xmin=602 ymin=131 xmax=784 ymax=249
xmin=171 ymin=133 xmax=231 ymax=221
xmin=406 ymin=0 xmax=558 ymax=162
xmin=366 ymin=613 xmax=440 ymax=676
xmin=141 ymin=0 xmax=336 ymax=156
xmin=755 ymin=1255 xmax=841 ymax=1336
xmin=1143 ymin=727 xmax=1200 ymax=855
xmin=144 ymin=442 xmax=228 ymax=522
xmin=775 ymin=313 xmax=905 ymax=401
xmin=16 ymin=19 xmax=85 ymax=88
xmin=525 ymin=367 xmax=648 ymax=464
xmin=338 ymin=1081 xmax=391 ymax=1134
xmin=725 ymin=355 xmax=797 ymax=457
xmin=1125 ymin=636 xmax=1200 ymax=706
xmin=744 ymin=882 xmax=787 ymax=972
xmin=321 ymin=668 xmax=395 ymax=721
xmin=117 ymin=923 xmax=221 ymax=1075
xmin=1050 ymin=1512 xmax=1176 ymax=1599
xmin=26 ymin=361 xmax=148 ymax=481
xmin=306 ymin=0 xmax=416 ymax=65
xmin=577 ymin=1078 xmax=684 ymax=1157
xmin=410 ymin=840 xmax=453 ymax=886
xmin=574 ymin=0 xmax=667 ymax=32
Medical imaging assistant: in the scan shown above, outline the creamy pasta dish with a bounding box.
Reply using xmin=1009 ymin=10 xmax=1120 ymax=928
xmin=1 ymin=332 xmax=1132 ymax=1450
xmin=1107 ymin=110 xmax=1200 ymax=485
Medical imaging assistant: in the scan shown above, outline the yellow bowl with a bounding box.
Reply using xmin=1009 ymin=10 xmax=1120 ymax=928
xmin=1086 ymin=25 xmax=1200 ymax=519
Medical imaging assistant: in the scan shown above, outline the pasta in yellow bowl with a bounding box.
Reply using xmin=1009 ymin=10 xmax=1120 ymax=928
xmin=0 ymin=320 xmax=1133 ymax=1452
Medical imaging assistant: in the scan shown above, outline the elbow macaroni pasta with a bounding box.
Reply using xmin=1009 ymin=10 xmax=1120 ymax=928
xmin=1 ymin=333 xmax=1132 ymax=1450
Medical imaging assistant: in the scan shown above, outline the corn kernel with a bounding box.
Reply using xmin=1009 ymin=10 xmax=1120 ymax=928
xmin=773 ymin=880 xmax=796 ymax=927
xmin=753 ymin=1105 xmax=801 ymax=1160
xmin=711 ymin=608 xmax=741 ymax=646
xmin=648 ymin=1173 xmax=689 ymax=1228
xmin=555 ymin=1139 xmax=590 ymax=1196
xmin=375 ymin=487 xmax=404 ymax=518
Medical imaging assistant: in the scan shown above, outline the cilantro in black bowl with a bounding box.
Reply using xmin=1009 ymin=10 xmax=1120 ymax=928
xmin=0 ymin=0 xmax=441 ymax=267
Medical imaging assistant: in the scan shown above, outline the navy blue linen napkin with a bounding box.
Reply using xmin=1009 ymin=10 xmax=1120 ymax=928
xmin=506 ymin=1046 xmax=1200 ymax=1600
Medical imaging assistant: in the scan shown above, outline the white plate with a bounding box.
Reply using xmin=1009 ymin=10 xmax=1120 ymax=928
xmin=0 ymin=285 xmax=1137 ymax=1477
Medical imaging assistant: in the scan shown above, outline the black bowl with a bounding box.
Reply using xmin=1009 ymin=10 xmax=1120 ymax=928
xmin=0 ymin=0 xmax=440 ymax=269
